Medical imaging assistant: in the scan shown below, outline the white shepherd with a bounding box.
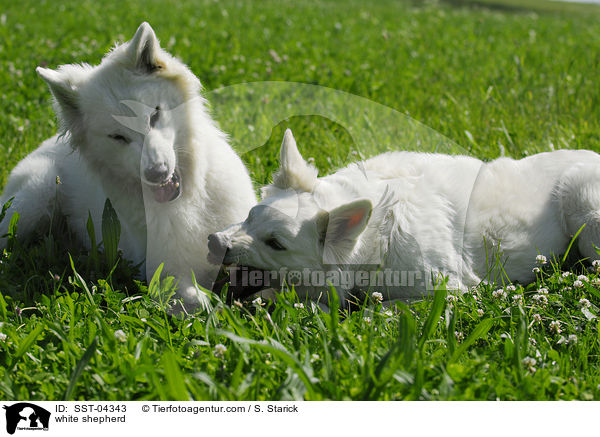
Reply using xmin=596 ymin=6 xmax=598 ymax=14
xmin=209 ymin=129 xmax=600 ymax=304
xmin=0 ymin=23 xmax=256 ymax=311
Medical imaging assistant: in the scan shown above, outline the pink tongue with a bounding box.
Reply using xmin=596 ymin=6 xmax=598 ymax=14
xmin=152 ymin=182 xmax=177 ymax=203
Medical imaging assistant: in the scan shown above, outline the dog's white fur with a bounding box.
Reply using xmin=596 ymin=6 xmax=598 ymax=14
xmin=0 ymin=23 xmax=256 ymax=310
xmin=210 ymin=129 xmax=600 ymax=303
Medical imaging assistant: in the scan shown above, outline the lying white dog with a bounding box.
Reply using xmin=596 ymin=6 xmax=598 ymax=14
xmin=209 ymin=129 xmax=600 ymax=303
xmin=0 ymin=23 xmax=256 ymax=310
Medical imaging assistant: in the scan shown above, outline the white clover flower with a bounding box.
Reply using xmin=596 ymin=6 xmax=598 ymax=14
xmin=561 ymin=271 xmax=571 ymax=278
xmin=579 ymin=298 xmax=591 ymax=308
xmin=0 ymin=332 xmax=7 ymax=342
xmin=577 ymin=275 xmax=589 ymax=282
xmin=532 ymin=313 xmax=542 ymax=323
xmin=592 ymin=278 xmax=600 ymax=286
xmin=522 ymin=356 xmax=537 ymax=373
xmin=311 ymin=353 xmax=320 ymax=362
xmin=532 ymin=294 xmax=548 ymax=305
xmin=506 ymin=285 xmax=516 ymax=293
xmin=537 ymin=288 xmax=549 ymax=294
xmin=114 ymin=330 xmax=127 ymax=343
xmin=593 ymin=260 xmax=600 ymax=272
xmin=446 ymin=294 xmax=458 ymax=303
xmin=477 ymin=309 xmax=484 ymax=317
xmin=455 ymin=331 xmax=464 ymax=341
xmin=371 ymin=292 xmax=383 ymax=303
xmin=536 ymin=255 xmax=547 ymax=265
xmin=363 ymin=317 xmax=372 ymax=324
xmin=512 ymin=294 xmax=523 ymax=303
xmin=492 ymin=289 xmax=507 ymax=299
xmin=532 ymin=267 xmax=541 ymax=274
xmin=549 ymin=320 xmax=561 ymax=334
xmin=252 ymin=296 xmax=264 ymax=306
xmin=523 ymin=352 xmax=536 ymax=362
xmin=573 ymin=280 xmax=584 ymax=289
xmin=214 ymin=343 xmax=227 ymax=358
xmin=383 ymin=309 xmax=393 ymax=317
xmin=557 ymin=335 xmax=577 ymax=346
xmin=562 ymin=286 xmax=572 ymax=292
xmin=294 ymin=303 xmax=304 ymax=309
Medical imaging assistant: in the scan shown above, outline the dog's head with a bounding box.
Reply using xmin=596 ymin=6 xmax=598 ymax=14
xmin=208 ymin=130 xmax=372 ymax=294
xmin=36 ymin=22 xmax=204 ymax=202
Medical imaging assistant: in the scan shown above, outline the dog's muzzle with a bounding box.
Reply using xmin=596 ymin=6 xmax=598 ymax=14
xmin=144 ymin=165 xmax=182 ymax=203
xmin=208 ymin=233 xmax=274 ymax=302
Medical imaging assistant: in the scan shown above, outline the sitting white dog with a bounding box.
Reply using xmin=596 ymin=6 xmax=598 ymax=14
xmin=0 ymin=23 xmax=256 ymax=311
xmin=209 ymin=129 xmax=600 ymax=303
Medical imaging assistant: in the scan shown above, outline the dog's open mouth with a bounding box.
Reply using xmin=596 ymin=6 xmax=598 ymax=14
xmin=149 ymin=171 xmax=181 ymax=203
xmin=212 ymin=264 xmax=272 ymax=303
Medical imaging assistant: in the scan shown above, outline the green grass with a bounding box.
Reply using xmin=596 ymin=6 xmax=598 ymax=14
xmin=1 ymin=0 xmax=600 ymax=400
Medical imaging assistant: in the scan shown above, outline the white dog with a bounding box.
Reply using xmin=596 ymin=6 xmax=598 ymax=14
xmin=209 ymin=129 xmax=600 ymax=304
xmin=0 ymin=23 xmax=256 ymax=310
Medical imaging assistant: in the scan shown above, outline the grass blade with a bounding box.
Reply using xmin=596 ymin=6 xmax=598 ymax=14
xmin=161 ymin=351 xmax=190 ymax=400
xmin=63 ymin=337 xmax=98 ymax=400
xmin=218 ymin=330 xmax=318 ymax=399
xmin=12 ymin=323 xmax=44 ymax=367
xmin=69 ymin=254 xmax=95 ymax=306
xmin=0 ymin=198 xmax=13 ymax=228
xmin=102 ymin=198 xmax=121 ymax=268
xmin=449 ymin=318 xmax=495 ymax=362
xmin=0 ymin=292 xmax=7 ymax=321
xmin=362 ymin=308 xmax=416 ymax=400
xmin=418 ymin=282 xmax=447 ymax=350
xmin=86 ymin=212 xmax=100 ymax=272
xmin=562 ymin=224 xmax=585 ymax=264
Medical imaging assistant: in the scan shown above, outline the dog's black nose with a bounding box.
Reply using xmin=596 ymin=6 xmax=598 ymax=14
xmin=144 ymin=162 xmax=169 ymax=183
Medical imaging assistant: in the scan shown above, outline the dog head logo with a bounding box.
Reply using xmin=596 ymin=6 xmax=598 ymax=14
xmin=2 ymin=403 xmax=50 ymax=435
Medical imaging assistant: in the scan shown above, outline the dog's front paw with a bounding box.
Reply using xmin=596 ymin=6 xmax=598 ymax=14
xmin=168 ymin=284 xmax=213 ymax=316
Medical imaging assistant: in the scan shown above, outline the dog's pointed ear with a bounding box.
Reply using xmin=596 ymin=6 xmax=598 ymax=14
xmin=320 ymin=199 xmax=372 ymax=263
xmin=36 ymin=66 xmax=80 ymax=130
xmin=128 ymin=22 xmax=162 ymax=73
xmin=273 ymin=129 xmax=318 ymax=192
xmin=325 ymin=199 xmax=372 ymax=243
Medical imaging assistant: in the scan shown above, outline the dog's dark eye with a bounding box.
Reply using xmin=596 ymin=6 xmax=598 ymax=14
xmin=265 ymin=237 xmax=285 ymax=251
xmin=108 ymin=134 xmax=130 ymax=144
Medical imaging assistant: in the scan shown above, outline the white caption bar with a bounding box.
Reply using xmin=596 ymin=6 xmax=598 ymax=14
xmin=0 ymin=401 xmax=597 ymax=436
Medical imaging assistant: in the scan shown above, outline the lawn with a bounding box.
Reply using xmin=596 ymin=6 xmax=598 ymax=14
xmin=1 ymin=0 xmax=600 ymax=400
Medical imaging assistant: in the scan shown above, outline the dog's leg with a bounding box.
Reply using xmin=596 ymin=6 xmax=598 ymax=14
xmin=0 ymin=153 xmax=60 ymax=251
xmin=144 ymin=212 xmax=218 ymax=313
xmin=178 ymin=278 xmax=214 ymax=312
xmin=555 ymin=164 xmax=600 ymax=259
